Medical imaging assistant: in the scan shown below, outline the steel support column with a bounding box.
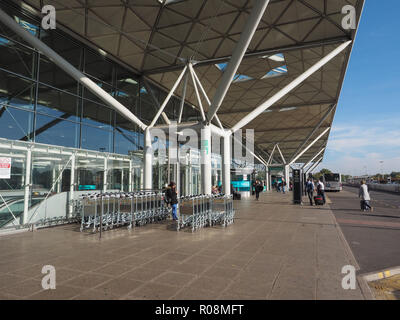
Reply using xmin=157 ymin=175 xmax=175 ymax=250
xmin=176 ymin=155 xmax=180 ymax=197
xmin=222 ymin=134 xmax=231 ymax=195
xmin=189 ymin=64 xmax=224 ymax=129
xmin=188 ymin=64 xmax=206 ymax=121
xmin=149 ymin=66 xmax=187 ymax=127
xmin=207 ymin=0 xmax=271 ymax=121
xmin=276 ymin=144 xmax=286 ymax=164
xmin=68 ymin=153 xmax=76 ymax=218
xmin=178 ymin=71 xmax=189 ymax=123
xmin=143 ymin=127 xmax=153 ymax=190
xmin=284 ymin=165 xmax=290 ymax=186
xmin=103 ymin=156 xmax=108 ymax=192
xmin=265 ymin=166 xmax=270 ymax=191
xmin=200 ymin=125 xmax=212 ymax=194
xmin=22 ymin=147 xmax=32 ymax=225
xmin=128 ymin=159 xmax=133 ymax=192
xmin=267 ymin=144 xmax=277 ymax=165
xmin=142 ymin=77 xmax=170 ymax=125
xmin=57 ymin=164 xmax=61 ymax=193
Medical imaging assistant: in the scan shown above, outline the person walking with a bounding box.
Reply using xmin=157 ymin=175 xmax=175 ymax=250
xmin=282 ymin=179 xmax=287 ymax=194
xmin=359 ymin=180 xmax=373 ymax=212
xmin=317 ymin=178 xmax=326 ymax=205
xmin=254 ymin=180 xmax=263 ymax=201
xmin=306 ymin=178 xmax=315 ymax=206
xmin=165 ymin=181 xmax=178 ymax=220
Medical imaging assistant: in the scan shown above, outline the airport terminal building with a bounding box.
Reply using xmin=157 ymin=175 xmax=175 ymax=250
xmin=0 ymin=0 xmax=363 ymax=231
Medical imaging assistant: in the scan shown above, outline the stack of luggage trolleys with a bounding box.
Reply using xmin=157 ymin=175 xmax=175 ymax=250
xmin=177 ymin=194 xmax=235 ymax=232
xmin=77 ymin=191 xmax=169 ymax=233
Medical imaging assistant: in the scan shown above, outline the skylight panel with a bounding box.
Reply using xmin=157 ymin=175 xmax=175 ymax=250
xmin=14 ymin=16 xmax=38 ymax=36
xmin=264 ymin=53 xmax=285 ymax=62
xmin=262 ymin=65 xmax=288 ymax=79
xmin=233 ymin=74 xmax=253 ymax=83
xmin=216 ymin=63 xmax=228 ymax=71
xmin=140 ymin=87 xmax=147 ymax=94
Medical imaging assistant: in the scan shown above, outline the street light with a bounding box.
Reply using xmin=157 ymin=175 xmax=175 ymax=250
xmin=379 ymin=160 xmax=384 ymax=183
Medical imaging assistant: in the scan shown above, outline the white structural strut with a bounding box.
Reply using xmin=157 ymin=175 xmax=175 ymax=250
xmin=214 ymin=115 xmax=224 ymax=130
xmin=210 ymin=123 xmax=227 ymax=137
xmin=189 ymin=65 xmax=224 ymax=129
xmin=22 ymin=148 xmax=32 ymax=225
xmin=276 ymin=144 xmax=286 ymax=164
xmin=200 ymin=125 xmax=212 ymax=194
xmin=207 ymin=0 xmax=271 ymax=122
xmin=284 ymin=165 xmax=290 ymax=185
xmin=289 ymin=127 xmax=330 ymax=165
xmin=142 ymin=78 xmax=170 ymax=125
xmin=306 ymin=157 xmax=323 ymax=174
xmin=188 ymin=65 xmax=207 ymax=121
xmin=103 ymin=157 xmax=108 ymax=192
xmin=231 ymin=41 xmax=352 ymax=132
xmin=178 ymin=71 xmax=189 ymax=123
xmin=69 ymin=153 xmax=76 ymax=218
xmin=267 ymin=144 xmax=277 ymax=165
xmin=149 ymin=66 xmax=187 ymax=127
xmin=222 ymin=134 xmax=231 ymax=195
xmin=0 ymin=8 xmax=148 ymax=132
xmin=231 ymin=133 xmax=267 ymax=167
xmin=290 ymin=105 xmax=335 ymax=162
xmin=301 ymin=148 xmax=325 ymax=170
xmin=143 ymin=127 xmax=153 ymax=190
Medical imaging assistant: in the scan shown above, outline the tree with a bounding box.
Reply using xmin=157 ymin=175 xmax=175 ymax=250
xmin=390 ymin=172 xmax=400 ymax=178
xmin=319 ymin=168 xmax=332 ymax=175
xmin=313 ymin=168 xmax=332 ymax=181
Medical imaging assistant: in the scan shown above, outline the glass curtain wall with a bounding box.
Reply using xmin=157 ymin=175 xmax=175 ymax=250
xmin=0 ymin=1 xmax=200 ymax=157
xmin=0 ymin=147 xmax=26 ymax=227
xmin=0 ymin=137 xmax=138 ymax=230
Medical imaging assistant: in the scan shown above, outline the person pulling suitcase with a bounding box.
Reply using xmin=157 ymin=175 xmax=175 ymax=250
xmin=359 ymin=180 xmax=373 ymax=212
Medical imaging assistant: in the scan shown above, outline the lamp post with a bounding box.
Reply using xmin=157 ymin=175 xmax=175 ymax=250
xmin=379 ymin=160 xmax=384 ymax=183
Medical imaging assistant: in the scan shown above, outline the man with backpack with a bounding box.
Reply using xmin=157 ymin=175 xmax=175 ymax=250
xmin=306 ymin=178 xmax=315 ymax=206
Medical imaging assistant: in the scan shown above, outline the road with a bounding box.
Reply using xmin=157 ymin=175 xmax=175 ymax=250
xmin=328 ymin=186 xmax=400 ymax=274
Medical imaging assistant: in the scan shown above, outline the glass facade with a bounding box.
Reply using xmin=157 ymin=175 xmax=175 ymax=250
xmin=0 ymin=1 xmax=267 ymax=231
xmin=0 ymin=1 xmax=200 ymax=156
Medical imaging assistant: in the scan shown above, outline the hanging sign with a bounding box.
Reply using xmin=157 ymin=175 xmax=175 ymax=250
xmin=0 ymin=158 xmax=11 ymax=179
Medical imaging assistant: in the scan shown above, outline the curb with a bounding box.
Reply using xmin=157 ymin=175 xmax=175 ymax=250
xmin=361 ymin=266 xmax=400 ymax=282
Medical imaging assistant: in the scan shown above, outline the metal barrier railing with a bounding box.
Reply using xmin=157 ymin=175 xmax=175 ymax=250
xmin=74 ymin=192 xmax=235 ymax=233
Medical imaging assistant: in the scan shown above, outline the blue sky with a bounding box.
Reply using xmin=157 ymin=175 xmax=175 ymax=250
xmin=314 ymin=0 xmax=400 ymax=176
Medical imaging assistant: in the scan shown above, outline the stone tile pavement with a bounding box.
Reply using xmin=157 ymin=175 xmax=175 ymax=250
xmin=0 ymin=191 xmax=370 ymax=300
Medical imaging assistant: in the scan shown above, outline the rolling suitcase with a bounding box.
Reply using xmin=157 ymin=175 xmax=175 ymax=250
xmin=314 ymin=196 xmax=324 ymax=206
xmin=233 ymin=192 xmax=241 ymax=200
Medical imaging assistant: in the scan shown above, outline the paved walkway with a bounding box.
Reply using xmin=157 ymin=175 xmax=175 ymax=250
xmin=0 ymin=191 xmax=368 ymax=300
